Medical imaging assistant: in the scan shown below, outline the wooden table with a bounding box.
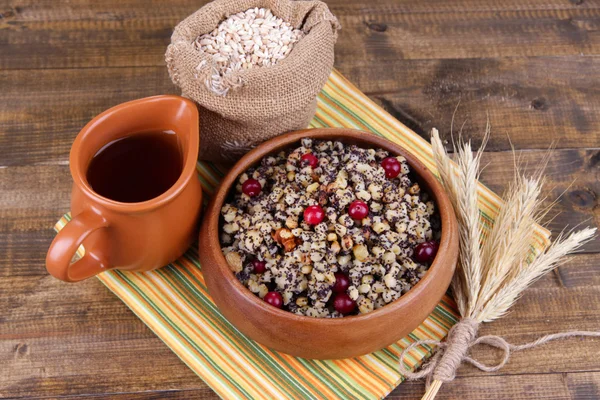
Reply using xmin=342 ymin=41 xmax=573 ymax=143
xmin=1 ymin=1 xmax=599 ymax=399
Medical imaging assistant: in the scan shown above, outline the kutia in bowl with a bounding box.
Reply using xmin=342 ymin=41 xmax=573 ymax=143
xmin=220 ymin=137 xmax=441 ymax=318
xmin=199 ymin=128 xmax=459 ymax=359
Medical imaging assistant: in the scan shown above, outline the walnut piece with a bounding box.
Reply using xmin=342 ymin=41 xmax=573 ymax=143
xmin=225 ymin=251 xmax=243 ymax=272
xmin=272 ymin=228 xmax=299 ymax=252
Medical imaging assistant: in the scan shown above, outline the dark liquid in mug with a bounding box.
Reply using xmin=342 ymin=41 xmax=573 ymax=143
xmin=86 ymin=130 xmax=182 ymax=203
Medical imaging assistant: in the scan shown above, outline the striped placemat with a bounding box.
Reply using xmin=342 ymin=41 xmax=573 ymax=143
xmin=54 ymin=69 xmax=551 ymax=400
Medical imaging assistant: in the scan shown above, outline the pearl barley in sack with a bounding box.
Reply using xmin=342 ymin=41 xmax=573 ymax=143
xmin=166 ymin=0 xmax=340 ymax=163
xmin=196 ymin=8 xmax=305 ymax=96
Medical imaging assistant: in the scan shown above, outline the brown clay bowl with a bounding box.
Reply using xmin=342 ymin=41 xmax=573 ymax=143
xmin=199 ymin=128 xmax=458 ymax=359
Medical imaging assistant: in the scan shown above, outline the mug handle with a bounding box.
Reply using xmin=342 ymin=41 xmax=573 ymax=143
xmin=46 ymin=211 xmax=111 ymax=282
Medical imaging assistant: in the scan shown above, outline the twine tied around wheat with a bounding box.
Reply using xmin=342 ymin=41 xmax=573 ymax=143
xmin=402 ymin=128 xmax=598 ymax=399
xmin=398 ymin=318 xmax=600 ymax=399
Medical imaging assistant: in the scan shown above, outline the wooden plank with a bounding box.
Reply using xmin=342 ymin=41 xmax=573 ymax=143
xmin=0 ymin=275 xmax=207 ymax=398
xmin=393 ymin=374 xmax=569 ymax=399
xmin=391 ymin=372 xmax=573 ymax=399
xmin=0 ymin=276 xmax=152 ymax=340
xmin=552 ymin=253 xmax=600 ymax=289
xmin=0 ymin=163 xmax=71 ymax=277
xmin=11 ymin=371 xmax=600 ymax=399
xmin=1 ymin=5 xmax=600 ymax=70
xmin=395 ymin=371 xmax=600 ymax=399
xmin=2 ymin=0 xmax=600 ymax=24
xmin=21 ymin=390 xmax=218 ymax=399
xmin=1 ymin=62 xmax=600 ymax=168
xmin=336 ymin=9 xmax=600 ymax=63
xmin=0 ymin=298 xmax=204 ymax=398
xmin=0 ymin=164 xmax=71 ymax=223
xmin=11 ymin=372 xmax=600 ymax=399
xmin=339 ymin=57 xmax=600 ymax=151
xmin=567 ymin=371 xmax=600 ymax=399
xmin=478 ymin=148 xmax=600 ymax=251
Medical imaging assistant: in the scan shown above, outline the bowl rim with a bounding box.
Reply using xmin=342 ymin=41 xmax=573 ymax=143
xmin=202 ymin=128 xmax=457 ymax=326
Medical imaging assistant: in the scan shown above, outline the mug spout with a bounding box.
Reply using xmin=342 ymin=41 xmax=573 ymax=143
xmin=167 ymin=97 xmax=200 ymax=170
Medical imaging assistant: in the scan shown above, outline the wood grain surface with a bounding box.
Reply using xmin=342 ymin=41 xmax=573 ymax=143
xmin=0 ymin=0 xmax=599 ymax=399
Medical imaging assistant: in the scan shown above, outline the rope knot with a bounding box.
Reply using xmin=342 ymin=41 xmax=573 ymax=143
xmin=398 ymin=318 xmax=600 ymax=388
xmin=432 ymin=318 xmax=478 ymax=382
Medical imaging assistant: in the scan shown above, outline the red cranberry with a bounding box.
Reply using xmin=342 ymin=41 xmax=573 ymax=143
xmin=348 ymin=200 xmax=369 ymax=220
xmin=301 ymin=153 xmax=319 ymax=168
xmin=242 ymin=178 xmax=262 ymax=197
xmin=264 ymin=292 xmax=283 ymax=308
xmin=252 ymin=260 xmax=266 ymax=273
xmin=414 ymin=241 xmax=439 ymax=264
xmin=333 ymin=272 xmax=350 ymax=293
xmin=333 ymin=293 xmax=356 ymax=315
xmin=304 ymin=205 xmax=325 ymax=225
xmin=381 ymin=157 xmax=401 ymax=179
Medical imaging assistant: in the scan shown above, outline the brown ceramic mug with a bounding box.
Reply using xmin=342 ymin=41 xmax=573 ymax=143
xmin=46 ymin=95 xmax=203 ymax=282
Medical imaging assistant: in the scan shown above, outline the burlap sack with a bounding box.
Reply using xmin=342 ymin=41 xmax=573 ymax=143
xmin=166 ymin=0 xmax=340 ymax=163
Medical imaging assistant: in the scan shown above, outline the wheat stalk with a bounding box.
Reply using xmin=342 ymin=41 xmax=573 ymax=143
xmin=431 ymin=128 xmax=485 ymax=317
xmin=415 ymin=129 xmax=597 ymax=399
xmin=482 ymin=227 xmax=597 ymax=322
xmin=473 ymin=173 xmax=543 ymax=320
